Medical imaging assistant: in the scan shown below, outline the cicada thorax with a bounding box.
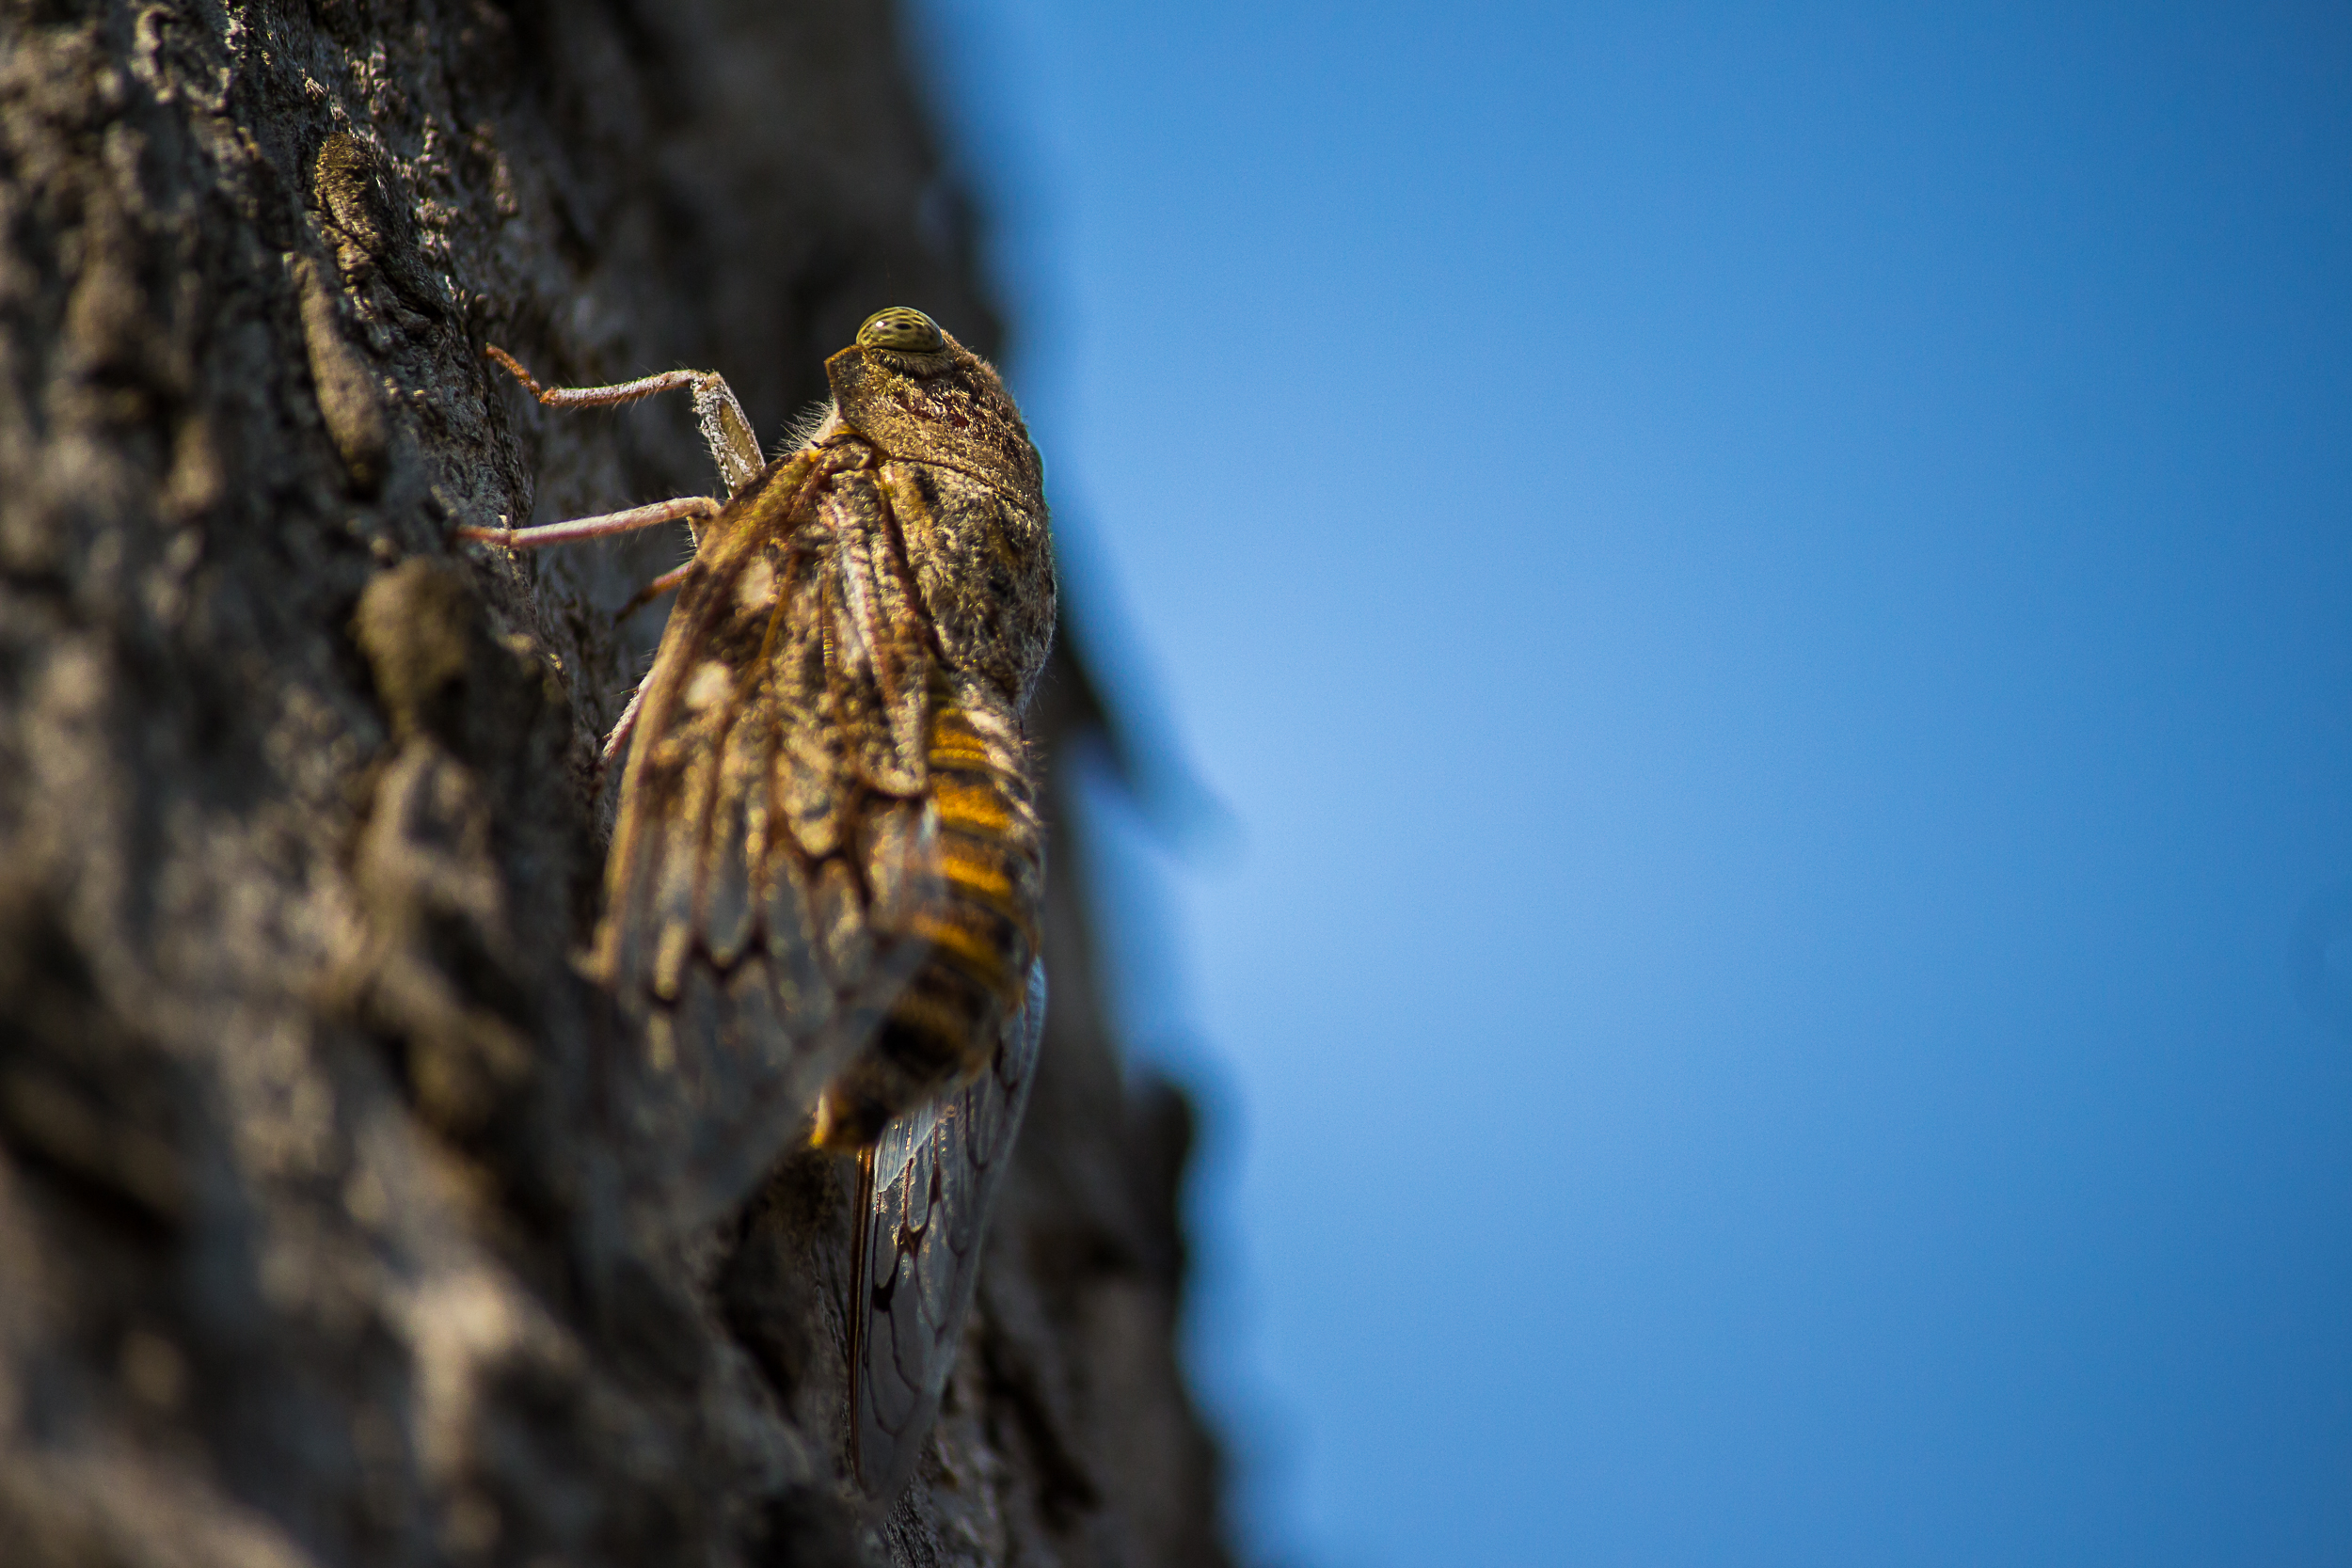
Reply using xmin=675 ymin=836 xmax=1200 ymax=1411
xmin=875 ymin=458 xmax=1057 ymax=712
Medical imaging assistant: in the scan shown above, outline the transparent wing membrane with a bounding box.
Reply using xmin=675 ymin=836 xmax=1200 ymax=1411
xmin=850 ymin=962 xmax=1047 ymax=1502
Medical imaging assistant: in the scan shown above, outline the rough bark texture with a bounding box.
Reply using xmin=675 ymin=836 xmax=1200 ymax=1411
xmin=0 ymin=3 xmax=1231 ymax=1564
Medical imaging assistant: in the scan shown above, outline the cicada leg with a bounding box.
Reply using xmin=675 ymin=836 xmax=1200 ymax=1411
xmin=485 ymin=343 xmax=764 ymax=497
xmin=616 ymin=560 xmax=694 ymax=619
xmin=466 ymin=344 xmax=758 ymax=763
xmin=599 ymin=665 xmax=659 ymax=768
xmin=453 ymin=493 xmax=723 ymax=552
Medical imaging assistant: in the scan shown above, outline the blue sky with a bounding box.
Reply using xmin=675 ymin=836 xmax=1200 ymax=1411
xmin=908 ymin=4 xmax=2352 ymax=1562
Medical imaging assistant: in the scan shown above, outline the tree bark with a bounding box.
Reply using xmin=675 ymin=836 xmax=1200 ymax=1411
xmin=0 ymin=3 xmax=1231 ymax=1563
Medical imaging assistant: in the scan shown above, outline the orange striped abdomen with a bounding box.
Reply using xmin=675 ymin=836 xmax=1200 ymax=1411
xmin=815 ymin=693 xmax=1041 ymax=1148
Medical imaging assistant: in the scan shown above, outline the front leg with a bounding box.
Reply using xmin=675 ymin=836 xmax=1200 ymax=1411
xmin=470 ymin=345 xmax=756 ymax=769
xmin=485 ymin=344 xmax=765 ymax=497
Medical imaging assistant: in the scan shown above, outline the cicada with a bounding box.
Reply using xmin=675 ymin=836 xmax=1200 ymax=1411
xmin=460 ymin=307 xmax=1055 ymax=1504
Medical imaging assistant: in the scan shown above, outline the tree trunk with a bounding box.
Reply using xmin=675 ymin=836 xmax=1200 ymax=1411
xmin=0 ymin=3 xmax=1231 ymax=1563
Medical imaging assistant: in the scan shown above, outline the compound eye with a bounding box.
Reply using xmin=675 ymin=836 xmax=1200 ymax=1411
xmin=857 ymin=307 xmax=946 ymax=355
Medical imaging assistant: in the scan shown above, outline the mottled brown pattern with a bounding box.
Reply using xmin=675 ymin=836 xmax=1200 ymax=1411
xmin=591 ymin=313 xmax=1056 ymax=1164
xmin=485 ymin=309 xmax=1061 ymax=1508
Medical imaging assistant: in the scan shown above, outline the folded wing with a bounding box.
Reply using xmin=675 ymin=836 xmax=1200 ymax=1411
xmin=598 ymin=449 xmax=942 ymax=1225
xmin=850 ymin=960 xmax=1047 ymax=1502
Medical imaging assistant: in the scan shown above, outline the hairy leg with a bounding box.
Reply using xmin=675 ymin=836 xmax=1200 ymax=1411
xmin=601 ymin=666 xmax=659 ymax=768
xmin=454 ymin=494 xmax=722 ymax=551
xmin=617 ymin=561 xmax=694 ymax=618
xmin=486 ymin=345 xmax=764 ymax=496
xmin=471 ymin=345 xmax=760 ymax=765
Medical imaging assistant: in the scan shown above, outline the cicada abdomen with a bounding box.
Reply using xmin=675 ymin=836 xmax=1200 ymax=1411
xmin=809 ymin=657 xmax=1047 ymax=1149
